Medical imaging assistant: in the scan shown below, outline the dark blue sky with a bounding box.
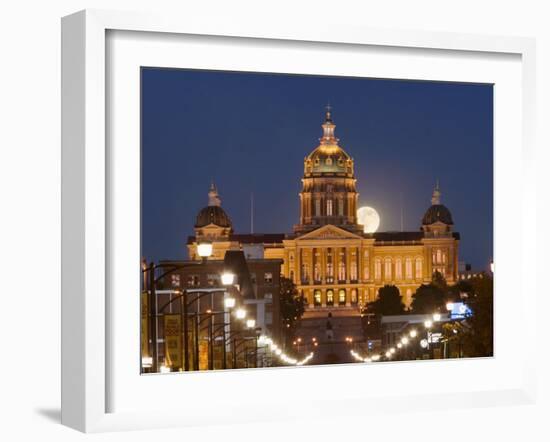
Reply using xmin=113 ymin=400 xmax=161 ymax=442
xmin=142 ymin=68 xmax=493 ymax=270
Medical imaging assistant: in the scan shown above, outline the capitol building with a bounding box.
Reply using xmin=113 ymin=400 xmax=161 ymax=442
xmin=188 ymin=108 xmax=460 ymax=311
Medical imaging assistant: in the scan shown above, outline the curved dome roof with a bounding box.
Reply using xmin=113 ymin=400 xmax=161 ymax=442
xmin=305 ymin=108 xmax=354 ymax=176
xmin=422 ymin=182 xmax=453 ymax=225
xmin=194 ymin=183 xmax=232 ymax=228
xmin=422 ymin=204 xmax=453 ymax=225
xmin=195 ymin=205 xmax=232 ymax=228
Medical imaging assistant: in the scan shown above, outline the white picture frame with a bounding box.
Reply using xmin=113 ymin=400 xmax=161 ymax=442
xmin=61 ymin=9 xmax=537 ymax=433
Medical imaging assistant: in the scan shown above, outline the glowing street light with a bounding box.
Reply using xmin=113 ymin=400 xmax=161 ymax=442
xmin=224 ymin=296 xmax=236 ymax=309
xmin=400 ymin=337 xmax=409 ymax=345
xmin=424 ymin=320 xmax=433 ymax=329
xmin=221 ymin=272 xmax=235 ymax=285
xmin=235 ymin=308 xmax=246 ymax=320
xmin=246 ymin=318 xmax=256 ymax=329
xmin=197 ymin=241 xmax=213 ymax=259
xmin=397 ymin=343 xmax=403 ymax=349
xmin=420 ymin=339 xmax=429 ymax=349
xmin=433 ymin=313 xmax=442 ymax=322
xmin=409 ymin=329 xmax=418 ymax=338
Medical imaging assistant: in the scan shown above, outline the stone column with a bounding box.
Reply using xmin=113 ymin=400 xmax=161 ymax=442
xmin=320 ymin=247 xmax=326 ymax=285
xmin=344 ymin=247 xmax=351 ymax=284
xmin=295 ymin=247 xmax=301 ymax=285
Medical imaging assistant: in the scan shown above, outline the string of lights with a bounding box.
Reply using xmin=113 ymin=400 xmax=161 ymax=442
xmin=258 ymin=335 xmax=314 ymax=366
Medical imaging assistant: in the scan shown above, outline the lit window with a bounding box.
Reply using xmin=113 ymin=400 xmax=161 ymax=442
xmin=314 ymin=263 xmax=321 ymax=282
xmin=264 ymin=272 xmax=273 ymax=284
xmin=338 ymin=260 xmax=346 ymax=281
xmin=301 ymin=263 xmax=309 ymax=282
xmin=327 ymin=199 xmax=333 ymax=216
xmin=338 ymin=289 xmax=346 ymax=305
xmin=384 ymin=258 xmax=392 ymax=280
xmin=326 ymin=262 xmax=333 ymax=278
xmin=350 ymin=260 xmax=358 ymax=281
xmin=326 ymin=289 xmax=334 ymax=306
xmin=395 ymin=258 xmax=402 ymax=280
xmin=170 ymin=274 xmax=181 ymax=288
xmin=187 ymin=275 xmax=199 ymax=286
xmin=405 ymin=258 xmax=413 ymax=279
xmin=415 ymin=258 xmax=423 ymax=279
xmin=374 ymin=259 xmax=382 ymax=280
xmin=351 ymin=289 xmax=358 ymax=304
xmin=314 ymin=290 xmax=322 ymax=306
xmin=436 ymin=249 xmax=442 ymax=264
xmin=326 ymin=157 xmax=333 ymax=165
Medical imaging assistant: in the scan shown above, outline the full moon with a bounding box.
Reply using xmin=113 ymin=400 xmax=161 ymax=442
xmin=357 ymin=206 xmax=380 ymax=233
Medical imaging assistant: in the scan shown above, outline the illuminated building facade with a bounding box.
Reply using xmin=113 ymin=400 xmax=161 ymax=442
xmin=188 ymin=109 xmax=460 ymax=311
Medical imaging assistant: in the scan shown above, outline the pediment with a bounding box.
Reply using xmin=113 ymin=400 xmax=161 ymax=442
xmin=296 ymin=225 xmax=363 ymax=241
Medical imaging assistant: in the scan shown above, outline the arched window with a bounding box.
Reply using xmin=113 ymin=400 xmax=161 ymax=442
xmin=338 ymin=289 xmax=346 ymax=305
xmin=395 ymin=258 xmax=402 ymax=280
xmin=314 ymin=290 xmax=321 ymax=306
xmin=351 ymin=289 xmax=358 ymax=304
xmin=326 ymin=289 xmax=334 ymax=306
xmin=327 ymin=199 xmax=333 ymax=216
xmin=384 ymin=258 xmax=392 ymax=280
xmin=436 ymin=249 xmax=442 ymax=264
xmin=405 ymin=257 xmax=413 ymax=279
xmin=415 ymin=257 xmax=423 ymax=279
xmin=374 ymin=259 xmax=382 ymax=280
xmin=363 ymin=251 xmax=370 ymax=279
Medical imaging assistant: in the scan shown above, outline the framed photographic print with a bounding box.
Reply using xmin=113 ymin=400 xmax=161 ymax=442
xmin=61 ymin=9 xmax=537 ymax=432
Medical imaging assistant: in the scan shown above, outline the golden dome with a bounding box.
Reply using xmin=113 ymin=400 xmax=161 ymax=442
xmin=304 ymin=107 xmax=354 ymax=177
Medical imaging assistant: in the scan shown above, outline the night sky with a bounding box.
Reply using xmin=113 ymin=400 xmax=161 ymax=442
xmin=141 ymin=68 xmax=493 ymax=270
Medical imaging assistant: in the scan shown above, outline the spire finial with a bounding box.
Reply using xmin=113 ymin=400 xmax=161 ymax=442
xmin=321 ymin=104 xmax=337 ymax=142
xmin=208 ymin=182 xmax=221 ymax=207
xmin=325 ymin=102 xmax=332 ymax=122
xmin=431 ymin=180 xmax=441 ymax=205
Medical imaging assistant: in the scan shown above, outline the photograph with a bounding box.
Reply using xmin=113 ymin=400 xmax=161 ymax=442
xmin=140 ymin=68 xmax=494 ymax=373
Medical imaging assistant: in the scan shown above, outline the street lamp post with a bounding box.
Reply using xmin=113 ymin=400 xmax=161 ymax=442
xmin=143 ymin=260 xmax=236 ymax=372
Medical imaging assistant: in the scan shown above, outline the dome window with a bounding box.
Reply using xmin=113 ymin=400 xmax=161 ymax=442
xmin=326 ymin=157 xmax=333 ymax=165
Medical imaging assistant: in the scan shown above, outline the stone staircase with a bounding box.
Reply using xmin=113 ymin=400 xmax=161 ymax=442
xmin=293 ymin=314 xmax=366 ymax=365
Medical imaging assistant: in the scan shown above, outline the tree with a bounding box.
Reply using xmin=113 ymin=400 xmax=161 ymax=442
xmin=410 ymin=271 xmax=452 ymax=314
xmin=367 ymin=285 xmax=405 ymax=316
xmin=279 ymin=277 xmax=306 ymax=347
xmin=460 ymin=274 xmax=493 ymax=357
